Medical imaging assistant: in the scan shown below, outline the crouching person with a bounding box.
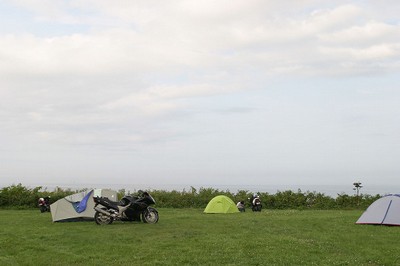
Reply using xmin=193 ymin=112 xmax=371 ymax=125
xmin=236 ymin=201 xmax=245 ymax=212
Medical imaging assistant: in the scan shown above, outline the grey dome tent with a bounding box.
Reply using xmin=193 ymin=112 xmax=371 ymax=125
xmin=356 ymin=194 xmax=400 ymax=226
xmin=50 ymin=189 xmax=117 ymax=222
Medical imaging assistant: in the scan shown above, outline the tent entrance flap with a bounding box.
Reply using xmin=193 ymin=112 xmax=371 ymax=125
xmin=72 ymin=190 xmax=93 ymax=213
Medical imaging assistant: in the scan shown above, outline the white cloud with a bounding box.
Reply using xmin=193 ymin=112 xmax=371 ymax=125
xmin=2 ymin=1 xmax=399 ymax=79
xmin=102 ymin=91 xmax=179 ymax=116
xmin=320 ymin=44 xmax=399 ymax=61
xmin=101 ymin=82 xmax=241 ymax=117
xmin=10 ymin=0 xmax=66 ymax=18
xmin=1 ymin=1 xmax=400 ymax=188
xmin=320 ymin=21 xmax=400 ymax=45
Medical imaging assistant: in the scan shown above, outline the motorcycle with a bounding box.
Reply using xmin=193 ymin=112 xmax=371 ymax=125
xmin=38 ymin=196 xmax=51 ymax=213
xmin=93 ymin=190 xmax=159 ymax=225
xmin=250 ymin=195 xmax=262 ymax=212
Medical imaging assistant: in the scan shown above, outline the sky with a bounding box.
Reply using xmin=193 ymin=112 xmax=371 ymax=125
xmin=1 ymin=0 xmax=400 ymax=192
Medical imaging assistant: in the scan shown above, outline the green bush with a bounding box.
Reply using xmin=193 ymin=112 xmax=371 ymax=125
xmin=0 ymin=184 xmax=41 ymax=208
xmin=0 ymin=184 xmax=382 ymax=210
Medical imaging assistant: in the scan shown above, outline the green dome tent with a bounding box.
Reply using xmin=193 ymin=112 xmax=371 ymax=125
xmin=204 ymin=195 xmax=240 ymax=214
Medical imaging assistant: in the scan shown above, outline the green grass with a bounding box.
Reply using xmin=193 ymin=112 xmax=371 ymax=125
xmin=1 ymin=209 xmax=399 ymax=265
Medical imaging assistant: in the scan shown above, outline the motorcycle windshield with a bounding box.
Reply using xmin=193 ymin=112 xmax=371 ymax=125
xmin=148 ymin=194 xmax=156 ymax=204
xmin=136 ymin=194 xmax=156 ymax=205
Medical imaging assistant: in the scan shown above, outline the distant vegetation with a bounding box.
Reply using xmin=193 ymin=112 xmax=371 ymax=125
xmin=0 ymin=183 xmax=380 ymax=210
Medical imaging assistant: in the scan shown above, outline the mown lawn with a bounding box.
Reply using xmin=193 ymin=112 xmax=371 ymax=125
xmin=0 ymin=208 xmax=399 ymax=265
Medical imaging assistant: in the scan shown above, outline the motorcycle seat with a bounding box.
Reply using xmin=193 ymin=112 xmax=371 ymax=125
xmin=95 ymin=197 xmax=128 ymax=210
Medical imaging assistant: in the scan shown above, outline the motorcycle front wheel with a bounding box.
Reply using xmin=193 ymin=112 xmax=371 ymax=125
xmin=142 ymin=208 xmax=159 ymax=224
xmin=94 ymin=211 xmax=114 ymax=225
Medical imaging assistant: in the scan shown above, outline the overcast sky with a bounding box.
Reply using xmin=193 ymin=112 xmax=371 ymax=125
xmin=1 ymin=0 xmax=399 ymax=191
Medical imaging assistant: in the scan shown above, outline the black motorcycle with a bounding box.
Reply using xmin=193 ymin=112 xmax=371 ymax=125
xmin=249 ymin=195 xmax=262 ymax=212
xmin=38 ymin=196 xmax=51 ymax=213
xmin=93 ymin=190 xmax=159 ymax=225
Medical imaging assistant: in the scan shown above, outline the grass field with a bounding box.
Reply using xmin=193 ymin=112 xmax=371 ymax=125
xmin=0 ymin=208 xmax=399 ymax=265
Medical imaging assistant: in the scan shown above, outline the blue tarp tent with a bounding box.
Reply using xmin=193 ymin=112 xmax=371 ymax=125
xmin=50 ymin=189 xmax=117 ymax=222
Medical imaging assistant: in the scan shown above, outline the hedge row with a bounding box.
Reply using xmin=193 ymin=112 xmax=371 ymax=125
xmin=0 ymin=184 xmax=380 ymax=210
xmin=151 ymin=187 xmax=380 ymax=210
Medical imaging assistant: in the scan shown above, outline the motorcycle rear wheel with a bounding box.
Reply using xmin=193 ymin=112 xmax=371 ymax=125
xmin=94 ymin=211 xmax=114 ymax=225
xmin=142 ymin=208 xmax=159 ymax=224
